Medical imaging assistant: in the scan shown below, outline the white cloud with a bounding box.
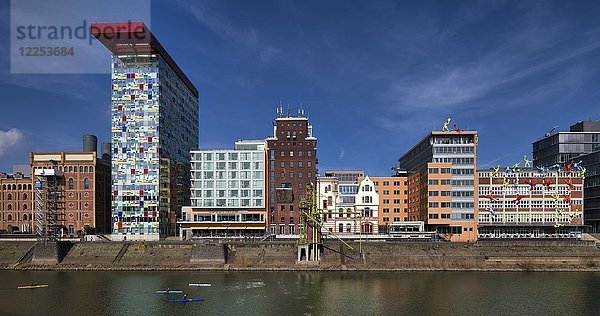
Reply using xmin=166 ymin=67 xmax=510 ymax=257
xmin=0 ymin=128 xmax=26 ymax=156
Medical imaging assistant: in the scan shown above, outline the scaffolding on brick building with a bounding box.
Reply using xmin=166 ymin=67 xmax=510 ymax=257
xmin=34 ymin=166 xmax=65 ymax=241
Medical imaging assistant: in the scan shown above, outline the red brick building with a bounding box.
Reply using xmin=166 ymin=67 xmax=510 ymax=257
xmin=0 ymin=173 xmax=33 ymax=233
xmin=266 ymin=113 xmax=317 ymax=237
xmin=30 ymin=152 xmax=111 ymax=235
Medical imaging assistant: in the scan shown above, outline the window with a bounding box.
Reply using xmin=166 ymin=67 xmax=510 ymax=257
xmin=289 ymin=151 xmax=294 ymax=157
xmin=68 ymin=178 xmax=74 ymax=190
xmin=7 ymin=213 xmax=12 ymax=220
xmin=23 ymin=204 xmax=28 ymax=211
xmin=383 ymin=181 xmax=390 ymax=186
xmin=383 ymin=190 xmax=389 ymax=195
xmin=280 ymin=151 xmax=285 ymax=157
xmin=7 ymin=193 xmax=12 ymax=200
xmin=84 ymin=178 xmax=90 ymax=190
xmin=307 ymin=151 xmax=312 ymax=157
xmin=23 ymin=193 xmax=27 ymax=200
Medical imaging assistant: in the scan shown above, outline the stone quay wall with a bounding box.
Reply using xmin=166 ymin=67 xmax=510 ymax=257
xmin=1 ymin=240 xmax=600 ymax=272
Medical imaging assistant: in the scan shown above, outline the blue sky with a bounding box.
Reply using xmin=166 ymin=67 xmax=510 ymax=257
xmin=1 ymin=0 xmax=600 ymax=175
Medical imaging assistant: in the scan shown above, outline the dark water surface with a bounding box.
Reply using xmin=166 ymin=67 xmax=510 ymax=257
xmin=0 ymin=271 xmax=599 ymax=315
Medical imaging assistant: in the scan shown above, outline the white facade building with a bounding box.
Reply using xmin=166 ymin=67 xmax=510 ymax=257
xmin=317 ymin=175 xmax=380 ymax=236
xmin=354 ymin=176 xmax=380 ymax=234
xmin=179 ymin=140 xmax=267 ymax=239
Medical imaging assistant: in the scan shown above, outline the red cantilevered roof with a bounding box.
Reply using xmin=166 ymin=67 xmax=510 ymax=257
xmin=91 ymin=21 xmax=198 ymax=98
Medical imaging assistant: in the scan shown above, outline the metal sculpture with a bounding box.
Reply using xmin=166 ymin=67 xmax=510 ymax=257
xmin=512 ymin=162 xmax=521 ymax=174
xmin=482 ymin=189 xmax=497 ymax=201
xmin=523 ymin=155 xmax=532 ymax=168
xmin=514 ymin=195 xmax=524 ymax=205
xmin=578 ymin=166 xmax=586 ymax=179
xmin=492 ymin=165 xmax=500 ymax=177
xmin=551 ymin=164 xmax=562 ymax=172
xmin=442 ymin=117 xmax=451 ymax=132
xmin=565 ymin=160 xmax=574 ymax=173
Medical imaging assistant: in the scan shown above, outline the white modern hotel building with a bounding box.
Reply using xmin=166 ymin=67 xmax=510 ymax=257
xmin=179 ymin=140 xmax=267 ymax=239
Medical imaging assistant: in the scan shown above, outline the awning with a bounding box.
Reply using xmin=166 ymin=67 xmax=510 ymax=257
xmin=189 ymin=225 xmax=266 ymax=230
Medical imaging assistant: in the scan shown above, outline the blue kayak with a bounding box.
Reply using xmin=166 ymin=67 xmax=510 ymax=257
xmin=155 ymin=290 xmax=183 ymax=294
xmin=167 ymin=298 xmax=204 ymax=303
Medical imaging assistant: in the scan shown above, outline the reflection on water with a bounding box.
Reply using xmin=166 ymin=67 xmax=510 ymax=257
xmin=0 ymin=271 xmax=599 ymax=315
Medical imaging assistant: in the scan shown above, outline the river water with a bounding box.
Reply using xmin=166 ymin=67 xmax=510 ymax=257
xmin=0 ymin=271 xmax=599 ymax=315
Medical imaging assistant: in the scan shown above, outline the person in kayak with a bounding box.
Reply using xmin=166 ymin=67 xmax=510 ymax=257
xmin=182 ymin=294 xmax=189 ymax=301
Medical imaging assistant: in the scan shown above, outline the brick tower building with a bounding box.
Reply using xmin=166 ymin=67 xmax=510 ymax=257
xmin=266 ymin=108 xmax=317 ymax=237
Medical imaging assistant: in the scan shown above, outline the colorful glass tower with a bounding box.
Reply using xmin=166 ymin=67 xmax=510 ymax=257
xmin=92 ymin=22 xmax=199 ymax=240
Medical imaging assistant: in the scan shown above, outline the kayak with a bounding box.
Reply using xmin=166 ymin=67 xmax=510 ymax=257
xmin=189 ymin=283 xmax=211 ymax=287
xmin=155 ymin=290 xmax=183 ymax=294
xmin=167 ymin=298 xmax=204 ymax=303
xmin=18 ymin=284 xmax=48 ymax=289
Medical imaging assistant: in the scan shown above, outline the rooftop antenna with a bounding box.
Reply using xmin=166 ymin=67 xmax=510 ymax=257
xmin=545 ymin=125 xmax=559 ymax=137
xmin=276 ymin=104 xmax=284 ymax=118
xmin=287 ymin=105 xmax=291 ymax=117
xmin=298 ymin=103 xmax=305 ymax=117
